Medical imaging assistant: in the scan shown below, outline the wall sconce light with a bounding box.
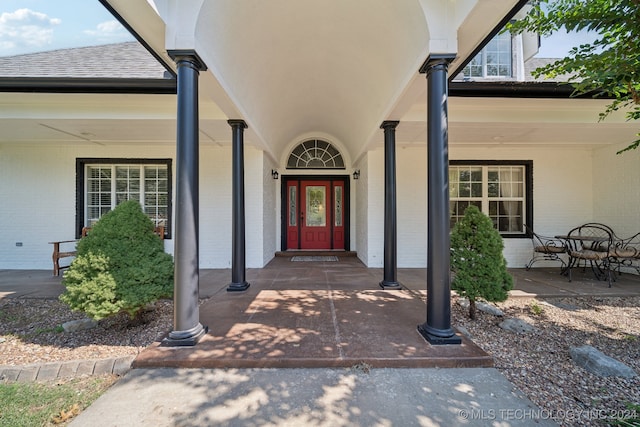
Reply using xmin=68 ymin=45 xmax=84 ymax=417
xmin=271 ymin=169 xmax=279 ymax=180
xmin=353 ymin=169 xmax=360 ymax=180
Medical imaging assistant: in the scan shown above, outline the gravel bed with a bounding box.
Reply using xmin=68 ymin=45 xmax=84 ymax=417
xmin=0 ymin=299 xmax=172 ymax=366
xmin=453 ymin=295 xmax=640 ymax=427
xmin=1 ymin=295 xmax=638 ymax=426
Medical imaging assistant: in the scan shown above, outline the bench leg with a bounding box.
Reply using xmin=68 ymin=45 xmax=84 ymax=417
xmin=52 ymin=243 xmax=60 ymax=276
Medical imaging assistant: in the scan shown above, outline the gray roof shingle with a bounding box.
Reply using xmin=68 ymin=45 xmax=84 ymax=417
xmin=0 ymin=42 xmax=170 ymax=79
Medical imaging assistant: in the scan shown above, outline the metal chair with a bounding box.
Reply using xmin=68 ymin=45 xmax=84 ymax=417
xmin=524 ymin=224 xmax=567 ymax=270
xmin=565 ymin=223 xmax=614 ymax=286
xmin=609 ymin=231 xmax=640 ymax=275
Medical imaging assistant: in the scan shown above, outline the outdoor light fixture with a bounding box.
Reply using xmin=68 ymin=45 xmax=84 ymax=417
xmin=353 ymin=169 xmax=360 ymax=180
xmin=271 ymin=169 xmax=279 ymax=180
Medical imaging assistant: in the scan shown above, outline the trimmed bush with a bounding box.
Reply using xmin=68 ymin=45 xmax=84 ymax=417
xmin=450 ymin=205 xmax=513 ymax=319
xmin=60 ymin=200 xmax=173 ymax=321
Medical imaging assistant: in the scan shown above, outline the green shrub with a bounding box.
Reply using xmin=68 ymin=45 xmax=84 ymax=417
xmin=60 ymin=200 xmax=173 ymax=320
xmin=450 ymin=205 xmax=513 ymax=319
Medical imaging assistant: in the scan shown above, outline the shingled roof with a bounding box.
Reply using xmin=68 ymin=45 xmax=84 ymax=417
xmin=0 ymin=42 xmax=170 ymax=79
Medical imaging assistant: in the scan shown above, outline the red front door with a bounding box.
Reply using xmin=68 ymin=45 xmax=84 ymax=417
xmin=301 ymin=181 xmax=331 ymax=249
xmin=285 ymin=178 xmax=345 ymax=250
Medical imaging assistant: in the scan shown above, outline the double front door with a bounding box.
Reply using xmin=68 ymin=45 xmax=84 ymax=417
xmin=284 ymin=177 xmax=348 ymax=250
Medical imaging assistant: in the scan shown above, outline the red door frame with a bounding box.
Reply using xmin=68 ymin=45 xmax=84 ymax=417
xmin=281 ymin=175 xmax=350 ymax=251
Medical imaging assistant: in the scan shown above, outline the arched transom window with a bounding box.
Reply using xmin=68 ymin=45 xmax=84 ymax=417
xmin=287 ymin=139 xmax=345 ymax=169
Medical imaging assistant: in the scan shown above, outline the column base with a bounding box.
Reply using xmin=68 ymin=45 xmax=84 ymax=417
xmin=417 ymin=324 xmax=462 ymax=345
xmin=227 ymin=281 xmax=250 ymax=292
xmin=162 ymin=323 xmax=208 ymax=347
xmin=379 ymin=280 xmax=402 ymax=290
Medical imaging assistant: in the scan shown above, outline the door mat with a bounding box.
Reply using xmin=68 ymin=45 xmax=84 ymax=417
xmin=291 ymin=256 xmax=339 ymax=262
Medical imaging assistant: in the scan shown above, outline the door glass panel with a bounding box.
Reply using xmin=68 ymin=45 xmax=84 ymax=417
xmin=289 ymin=186 xmax=297 ymax=226
xmin=306 ymin=186 xmax=326 ymax=227
xmin=334 ymin=186 xmax=342 ymax=227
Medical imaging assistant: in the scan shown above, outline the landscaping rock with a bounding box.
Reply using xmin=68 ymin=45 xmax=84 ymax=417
xmin=62 ymin=318 xmax=97 ymax=333
xmin=569 ymin=345 xmax=637 ymax=378
xmin=457 ymin=298 xmax=505 ymax=316
xmin=498 ymin=318 xmax=536 ymax=334
xmin=456 ymin=325 xmax=472 ymax=339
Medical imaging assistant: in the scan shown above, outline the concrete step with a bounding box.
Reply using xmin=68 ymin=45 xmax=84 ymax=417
xmin=275 ymin=250 xmax=357 ymax=257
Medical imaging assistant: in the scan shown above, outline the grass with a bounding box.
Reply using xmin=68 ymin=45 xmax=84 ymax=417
xmin=529 ymin=300 xmax=544 ymax=315
xmin=0 ymin=375 xmax=118 ymax=426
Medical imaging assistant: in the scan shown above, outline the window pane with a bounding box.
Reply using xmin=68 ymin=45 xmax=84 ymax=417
xmin=85 ymin=162 xmax=170 ymax=230
xmin=289 ymin=186 xmax=297 ymax=226
xmin=451 ymin=164 xmax=527 ymax=234
xmin=471 ymin=183 xmax=482 ymax=197
xmin=306 ymin=186 xmax=326 ymax=227
xmin=335 ymin=186 xmax=342 ymax=227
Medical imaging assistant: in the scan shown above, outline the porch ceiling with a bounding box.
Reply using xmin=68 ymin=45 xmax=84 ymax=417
xmin=1 ymin=93 xmax=636 ymax=150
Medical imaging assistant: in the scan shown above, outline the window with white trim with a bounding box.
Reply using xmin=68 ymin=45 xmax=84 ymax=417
xmin=462 ymin=31 xmax=512 ymax=78
xmin=76 ymin=159 xmax=172 ymax=238
xmin=449 ymin=161 xmax=532 ymax=236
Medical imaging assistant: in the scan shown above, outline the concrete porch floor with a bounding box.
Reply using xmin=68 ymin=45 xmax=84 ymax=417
xmin=136 ymin=256 xmax=640 ymax=370
xmin=2 ymin=257 xmax=639 ymax=371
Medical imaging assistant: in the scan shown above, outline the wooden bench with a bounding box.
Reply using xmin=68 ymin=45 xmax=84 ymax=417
xmin=49 ymin=226 xmax=166 ymax=277
xmin=48 ymin=239 xmax=79 ymax=277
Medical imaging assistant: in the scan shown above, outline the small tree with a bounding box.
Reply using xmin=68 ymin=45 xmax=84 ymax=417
xmin=60 ymin=200 xmax=173 ymax=321
xmin=450 ymin=205 xmax=513 ymax=319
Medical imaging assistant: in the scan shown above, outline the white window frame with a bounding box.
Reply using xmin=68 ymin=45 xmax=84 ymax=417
xmin=463 ymin=32 xmax=513 ymax=79
xmin=76 ymin=158 xmax=172 ymax=238
xmin=449 ymin=161 xmax=532 ymax=237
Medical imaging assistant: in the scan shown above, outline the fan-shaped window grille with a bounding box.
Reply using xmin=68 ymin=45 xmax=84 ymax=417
xmin=286 ymin=139 xmax=345 ymax=169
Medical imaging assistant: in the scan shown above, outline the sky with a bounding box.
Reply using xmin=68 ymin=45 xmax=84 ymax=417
xmin=0 ymin=0 xmax=134 ymax=57
xmin=0 ymin=1 xmax=595 ymax=60
xmin=538 ymin=31 xmax=598 ymax=58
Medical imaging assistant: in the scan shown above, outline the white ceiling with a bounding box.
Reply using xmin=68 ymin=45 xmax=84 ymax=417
xmin=1 ymin=92 xmax=637 ymax=153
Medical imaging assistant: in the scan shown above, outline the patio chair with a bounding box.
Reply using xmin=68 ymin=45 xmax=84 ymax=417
xmin=524 ymin=224 xmax=567 ymax=270
xmin=608 ymin=232 xmax=640 ymax=275
xmin=564 ymin=223 xmax=614 ymax=287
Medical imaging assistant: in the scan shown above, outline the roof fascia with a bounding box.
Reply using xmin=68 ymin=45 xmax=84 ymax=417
xmin=449 ymin=81 xmax=610 ymax=99
xmin=0 ymin=78 xmax=176 ymax=94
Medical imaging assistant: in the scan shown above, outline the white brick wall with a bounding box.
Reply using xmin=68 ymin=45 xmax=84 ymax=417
xmin=262 ymin=153 xmax=277 ymax=266
xmin=1 ymin=140 xmax=634 ymax=272
xmin=354 ymin=154 xmax=369 ymax=265
xmin=198 ymin=145 xmax=233 ymax=268
xmin=592 ymin=142 xmax=640 ymax=238
xmin=366 ymin=149 xmax=385 ymax=267
xmin=362 ymin=145 xmax=597 ymax=269
xmin=0 ymin=143 xmax=269 ymax=270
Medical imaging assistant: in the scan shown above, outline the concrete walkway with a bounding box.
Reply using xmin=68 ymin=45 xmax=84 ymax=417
xmin=69 ymin=367 xmax=558 ymax=427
